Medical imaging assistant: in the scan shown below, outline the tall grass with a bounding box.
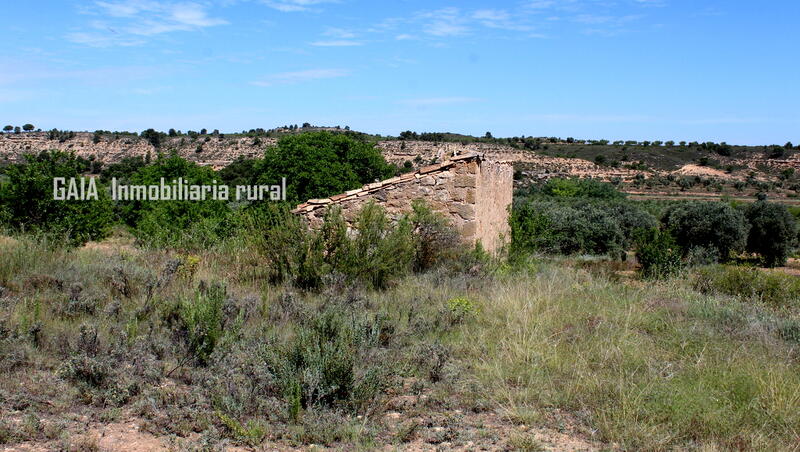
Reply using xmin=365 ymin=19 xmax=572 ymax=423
xmin=457 ymin=264 xmax=800 ymax=451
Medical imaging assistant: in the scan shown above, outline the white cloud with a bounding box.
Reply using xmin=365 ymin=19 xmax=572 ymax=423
xmin=322 ymin=27 xmax=356 ymax=39
xmin=473 ymin=9 xmax=511 ymax=22
xmin=310 ymin=40 xmax=362 ymax=46
xmin=526 ymin=1 xmax=557 ymax=9
xmin=472 ymin=9 xmax=533 ymax=31
xmin=260 ymin=0 xmax=338 ymax=12
xmin=310 ymin=27 xmax=361 ymax=46
xmin=419 ymin=8 xmax=469 ymax=37
xmin=251 ymin=68 xmax=349 ymax=86
xmin=67 ymin=1 xmax=227 ymax=46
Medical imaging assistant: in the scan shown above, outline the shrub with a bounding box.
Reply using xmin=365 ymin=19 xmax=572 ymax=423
xmin=744 ymin=201 xmax=797 ymax=267
xmin=447 ymin=297 xmax=479 ymax=324
xmin=634 ymin=228 xmax=683 ymax=278
xmin=600 ymin=200 xmax=658 ymax=249
xmin=407 ymin=200 xmax=459 ymax=271
xmin=218 ymin=156 xmax=261 ymax=187
xmin=99 ymin=156 xmax=147 ymax=183
xmin=266 ymin=309 xmax=392 ymax=413
xmin=254 ymin=202 xmax=417 ymax=290
xmin=693 ymin=265 xmax=800 ymax=308
xmin=252 ymin=204 xmax=326 ymax=289
xmin=661 ymin=202 xmax=749 ymax=261
xmin=328 ymin=203 xmax=415 ymax=289
xmin=180 ymin=283 xmax=227 ymax=365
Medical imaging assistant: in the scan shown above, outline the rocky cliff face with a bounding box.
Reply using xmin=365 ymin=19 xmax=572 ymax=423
xmin=0 ymin=132 xmax=276 ymax=169
xmin=2 ymin=132 xmax=796 ymax=186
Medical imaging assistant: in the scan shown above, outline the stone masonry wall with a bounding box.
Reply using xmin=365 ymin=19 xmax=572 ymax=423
xmin=475 ymin=158 xmax=514 ymax=252
xmin=293 ymin=153 xmax=513 ymax=253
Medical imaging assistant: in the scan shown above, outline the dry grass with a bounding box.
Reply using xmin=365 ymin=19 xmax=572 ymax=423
xmin=450 ymin=260 xmax=800 ymax=451
xmin=1 ymin=234 xmax=800 ymax=450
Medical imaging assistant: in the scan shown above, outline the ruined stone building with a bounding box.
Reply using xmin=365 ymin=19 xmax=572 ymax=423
xmin=292 ymin=152 xmax=513 ymax=253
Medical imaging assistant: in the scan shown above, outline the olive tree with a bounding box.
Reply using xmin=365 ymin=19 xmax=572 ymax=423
xmin=745 ymin=201 xmax=797 ymax=267
xmin=661 ymin=202 xmax=749 ymax=262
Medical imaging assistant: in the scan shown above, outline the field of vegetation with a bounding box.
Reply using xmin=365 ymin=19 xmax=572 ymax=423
xmin=1 ymin=132 xmax=799 ymax=451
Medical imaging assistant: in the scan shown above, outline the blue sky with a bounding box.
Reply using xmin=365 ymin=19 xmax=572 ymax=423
xmin=1 ymin=0 xmax=798 ymax=144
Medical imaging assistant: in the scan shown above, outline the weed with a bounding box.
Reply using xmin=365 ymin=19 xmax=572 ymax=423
xmin=508 ymin=433 xmax=545 ymax=451
xmin=180 ymin=283 xmax=226 ymax=365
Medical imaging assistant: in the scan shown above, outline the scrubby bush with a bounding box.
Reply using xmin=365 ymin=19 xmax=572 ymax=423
xmin=604 ymin=200 xmax=658 ymax=248
xmin=693 ymin=265 xmax=800 ymax=308
xmin=511 ymin=178 xmax=656 ymax=258
xmin=744 ymin=201 xmax=797 ymax=267
xmin=218 ymin=155 xmax=261 ymax=187
xmin=634 ymin=228 xmax=682 ymax=278
xmin=99 ymin=156 xmax=148 ymax=183
xmin=661 ymin=202 xmax=749 ymax=261
xmin=249 ymin=204 xmax=326 ymax=289
xmin=267 ymin=309 xmax=391 ymax=412
xmin=510 ymin=201 xmax=624 ymax=256
xmin=408 ymin=200 xmax=460 ymax=271
xmin=338 ymin=203 xmax=415 ymax=289
xmin=254 ymin=202 xmax=429 ymax=290
xmin=180 ymin=283 xmax=228 ymax=365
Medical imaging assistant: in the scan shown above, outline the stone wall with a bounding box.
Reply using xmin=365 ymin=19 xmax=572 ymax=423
xmin=292 ymin=153 xmax=513 ymax=253
xmin=475 ymin=157 xmax=515 ymax=252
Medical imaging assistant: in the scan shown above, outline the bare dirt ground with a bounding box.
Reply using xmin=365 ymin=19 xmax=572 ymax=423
xmin=3 ymin=378 xmax=602 ymax=452
xmin=671 ymin=164 xmax=734 ymax=179
xmin=2 ymin=411 xmax=600 ymax=452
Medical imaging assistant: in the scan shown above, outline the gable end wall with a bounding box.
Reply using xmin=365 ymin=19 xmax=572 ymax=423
xmin=295 ymin=156 xmax=512 ymax=252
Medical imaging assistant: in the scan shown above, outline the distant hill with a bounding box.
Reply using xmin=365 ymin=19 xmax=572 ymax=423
xmin=2 ymin=127 xmax=799 ymax=203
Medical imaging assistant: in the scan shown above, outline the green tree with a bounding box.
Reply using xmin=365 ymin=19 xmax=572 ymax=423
xmin=99 ymin=156 xmax=148 ymax=183
xmin=661 ymin=202 xmax=749 ymax=261
xmin=140 ymin=128 xmax=163 ymax=148
xmin=120 ymin=153 xmax=232 ymax=248
xmin=0 ymin=151 xmax=113 ymax=245
xmin=3 ymin=125 xmax=13 ymax=132
xmin=218 ymin=156 xmax=260 ymax=187
xmin=22 ymin=123 xmax=34 ymax=132
xmin=256 ymin=131 xmax=395 ymax=203
xmin=745 ymin=201 xmax=797 ymax=267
